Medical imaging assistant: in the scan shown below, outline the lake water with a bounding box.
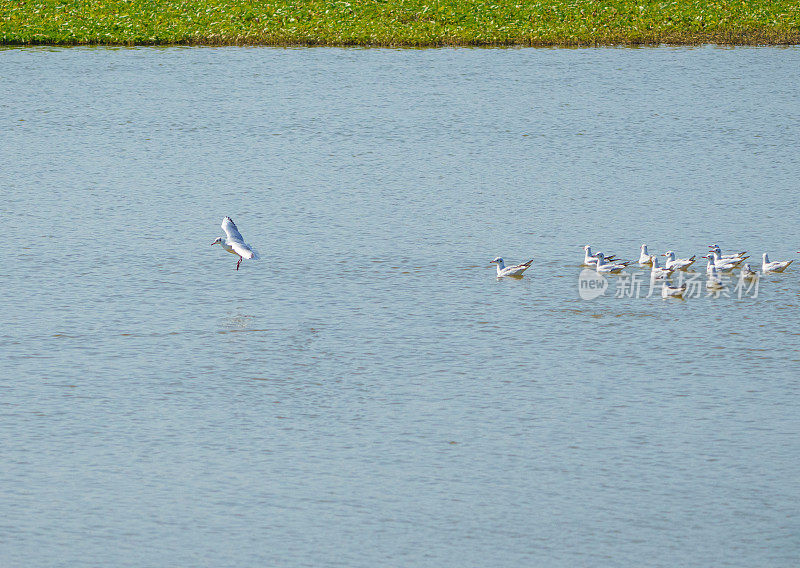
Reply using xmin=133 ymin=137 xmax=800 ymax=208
xmin=2 ymin=45 xmax=799 ymax=567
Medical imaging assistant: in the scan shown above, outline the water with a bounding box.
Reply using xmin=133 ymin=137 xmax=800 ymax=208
xmin=2 ymin=46 xmax=799 ymax=567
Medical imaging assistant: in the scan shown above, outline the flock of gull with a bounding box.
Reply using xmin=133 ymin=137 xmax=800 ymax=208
xmin=582 ymin=243 xmax=795 ymax=298
xmin=211 ymin=217 xmax=796 ymax=298
xmin=489 ymin=243 xmax=796 ymax=298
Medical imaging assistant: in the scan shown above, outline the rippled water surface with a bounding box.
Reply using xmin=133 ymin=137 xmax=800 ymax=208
xmin=2 ymin=46 xmax=799 ymax=567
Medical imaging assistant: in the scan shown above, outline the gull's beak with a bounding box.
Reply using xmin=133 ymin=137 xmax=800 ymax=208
xmin=211 ymin=241 xmax=218 ymax=246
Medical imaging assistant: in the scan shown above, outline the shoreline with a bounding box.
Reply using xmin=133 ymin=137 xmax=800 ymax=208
xmin=4 ymin=36 xmax=799 ymax=49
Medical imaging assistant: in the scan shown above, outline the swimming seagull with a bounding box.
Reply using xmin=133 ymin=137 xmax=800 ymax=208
xmin=706 ymin=258 xmax=725 ymax=289
xmin=711 ymin=250 xmax=748 ymax=267
xmin=703 ymin=252 xmax=740 ymax=272
xmin=661 ymin=281 xmax=687 ymax=298
xmin=594 ymin=253 xmax=629 ymax=273
xmin=212 ymin=216 xmax=260 ymax=270
xmin=741 ymin=263 xmax=758 ymax=279
xmin=708 ymin=244 xmax=748 ymax=262
xmin=761 ymin=252 xmax=793 ymax=273
xmin=583 ymin=245 xmax=617 ymax=266
xmin=663 ymin=251 xmax=696 ymax=271
xmin=490 ymin=257 xmax=533 ymax=277
xmin=638 ymin=244 xmax=653 ymax=265
xmin=650 ymin=256 xmax=675 ymax=280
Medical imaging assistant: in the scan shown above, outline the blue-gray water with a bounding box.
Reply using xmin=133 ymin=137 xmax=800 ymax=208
xmin=2 ymin=46 xmax=799 ymax=567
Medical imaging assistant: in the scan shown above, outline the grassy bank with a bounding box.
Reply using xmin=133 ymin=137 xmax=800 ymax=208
xmin=1 ymin=0 xmax=799 ymax=47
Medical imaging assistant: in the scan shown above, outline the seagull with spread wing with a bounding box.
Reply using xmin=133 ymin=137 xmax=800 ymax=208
xmin=212 ymin=216 xmax=260 ymax=270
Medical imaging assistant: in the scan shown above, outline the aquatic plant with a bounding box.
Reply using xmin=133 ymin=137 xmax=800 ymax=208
xmin=1 ymin=0 xmax=798 ymax=46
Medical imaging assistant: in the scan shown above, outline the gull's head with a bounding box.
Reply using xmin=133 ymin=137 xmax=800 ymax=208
xmin=211 ymin=237 xmax=223 ymax=246
xmin=583 ymin=245 xmax=591 ymax=251
xmin=596 ymin=253 xmax=605 ymax=261
xmin=641 ymin=243 xmax=647 ymax=250
xmin=490 ymin=257 xmax=503 ymax=265
xmin=743 ymin=263 xmax=752 ymax=271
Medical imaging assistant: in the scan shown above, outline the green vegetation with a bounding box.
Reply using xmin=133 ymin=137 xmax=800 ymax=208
xmin=1 ymin=0 xmax=799 ymax=47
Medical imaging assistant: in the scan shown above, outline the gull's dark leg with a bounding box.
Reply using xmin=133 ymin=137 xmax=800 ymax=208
xmin=236 ymin=256 xmax=242 ymax=270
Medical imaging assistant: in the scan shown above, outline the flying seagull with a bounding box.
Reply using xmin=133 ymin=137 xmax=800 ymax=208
xmin=212 ymin=216 xmax=260 ymax=270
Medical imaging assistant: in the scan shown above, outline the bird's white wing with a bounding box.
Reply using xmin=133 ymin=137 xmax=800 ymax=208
xmin=221 ymin=216 xmax=245 ymax=243
xmin=230 ymin=241 xmax=256 ymax=260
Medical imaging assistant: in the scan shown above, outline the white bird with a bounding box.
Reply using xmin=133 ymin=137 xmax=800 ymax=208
xmin=761 ymin=252 xmax=794 ymax=273
xmin=663 ymin=251 xmax=696 ymax=271
xmin=583 ymin=245 xmax=617 ymax=266
xmin=650 ymin=256 xmax=675 ymax=280
xmin=741 ymin=263 xmax=758 ymax=279
xmin=212 ymin=216 xmax=260 ymax=270
xmin=661 ymin=281 xmax=687 ymax=298
xmin=595 ymin=253 xmax=628 ymax=273
xmin=711 ymin=250 xmax=747 ymax=267
xmin=638 ymin=244 xmax=653 ymax=265
xmin=708 ymin=244 xmax=748 ymax=262
xmin=703 ymin=252 xmax=740 ymax=272
xmin=490 ymin=257 xmax=533 ymax=277
xmin=706 ymin=258 xmax=725 ymax=289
